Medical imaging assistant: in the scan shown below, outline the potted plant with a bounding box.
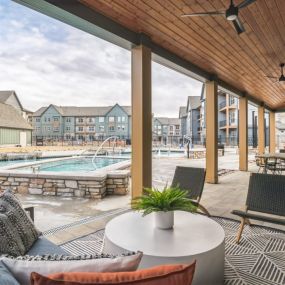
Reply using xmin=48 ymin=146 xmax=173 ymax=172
xmin=131 ymin=186 xmax=197 ymax=230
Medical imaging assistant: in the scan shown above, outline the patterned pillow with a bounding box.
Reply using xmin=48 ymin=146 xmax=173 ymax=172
xmin=0 ymin=190 xmax=41 ymax=256
xmin=1 ymin=252 xmax=143 ymax=285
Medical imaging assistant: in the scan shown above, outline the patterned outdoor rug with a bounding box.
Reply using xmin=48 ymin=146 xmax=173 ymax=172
xmin=59 ymin=216 xmax=285 ymax=285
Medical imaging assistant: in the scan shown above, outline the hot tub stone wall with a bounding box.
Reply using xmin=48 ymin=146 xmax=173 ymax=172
xmin=0 ymin=171 xmax=129 ymax=199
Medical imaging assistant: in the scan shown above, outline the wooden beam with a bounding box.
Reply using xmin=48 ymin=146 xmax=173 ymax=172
xmin=269 ymin=111 xmax=276 ymax=153
xmin=206 ymin=81 xmax=218 ymax=184
xmin=258 ymin=106 xmax=265 ymax=154
xmin=239 ymin=97 xmax=248 ymax=171
xmin=131 ymin=45 xmax=152 ymax=198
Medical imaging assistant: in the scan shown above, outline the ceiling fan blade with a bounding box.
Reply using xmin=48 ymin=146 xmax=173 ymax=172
xmin=238 ymin=0 xmax=256 ymax=9
xmin=232 ymin=17 xmax=245 ymax=34
xmin=181 ymin=11 xmax=224 ymax=17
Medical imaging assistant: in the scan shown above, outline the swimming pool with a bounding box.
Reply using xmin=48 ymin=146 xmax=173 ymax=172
xmin=14 ymin=157 xmax=128 ymax=173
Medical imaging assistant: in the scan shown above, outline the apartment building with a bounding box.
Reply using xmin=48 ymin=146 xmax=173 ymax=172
xmin=153 ymin=117 xmax=181 ymax=145
xmin=180 ymin=85 xmax=269 ymax=147
xmin=32 ymin=103 xmax=131 ymax=141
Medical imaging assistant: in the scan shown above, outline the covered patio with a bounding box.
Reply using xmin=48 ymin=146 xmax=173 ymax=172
xmin=14 ymin=0 xmax=285 ymax=191
xmin=3 ymin=1 xmax=285 ymax=285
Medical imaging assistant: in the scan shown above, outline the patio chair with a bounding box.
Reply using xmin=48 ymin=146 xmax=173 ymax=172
xmin=232 ymin=173 xmax=285 ymax=244
xmin=171 ymin=166 xmax=210 ymax=216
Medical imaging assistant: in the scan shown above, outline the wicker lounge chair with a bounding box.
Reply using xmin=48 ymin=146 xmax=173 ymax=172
xmin=171 ymin=166 xmax=210 ymax=216
xmin=232 ymin=173 xmax=285 ymax=244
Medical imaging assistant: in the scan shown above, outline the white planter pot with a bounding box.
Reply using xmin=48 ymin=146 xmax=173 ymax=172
xmin=154 ymin=211 xmax=174 ymax=229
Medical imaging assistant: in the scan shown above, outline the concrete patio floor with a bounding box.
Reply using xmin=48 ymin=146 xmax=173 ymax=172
xmin=18 ymin=151 xmax=282 ymax=245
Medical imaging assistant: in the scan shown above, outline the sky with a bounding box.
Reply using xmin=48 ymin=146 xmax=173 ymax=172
xmin=0 ymin=0 xmax=202 ymax=117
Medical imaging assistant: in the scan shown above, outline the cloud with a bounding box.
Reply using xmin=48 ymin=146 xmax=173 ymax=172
xmin=0 ymin=0 xmax=202 ymax=117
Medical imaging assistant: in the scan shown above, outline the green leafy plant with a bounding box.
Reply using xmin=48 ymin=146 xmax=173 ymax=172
xmin=131 ymin=186 xmax=197 ymax=216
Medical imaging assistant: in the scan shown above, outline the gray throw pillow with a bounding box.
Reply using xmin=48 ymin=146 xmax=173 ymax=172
xmin=0 ymin=190 xmax=41 ymax=257
xmin=1 ymin=252 xmax=143 ymax=285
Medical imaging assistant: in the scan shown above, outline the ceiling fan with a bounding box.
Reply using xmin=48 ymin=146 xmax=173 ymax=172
xmin=265 ymin=64 xmax=285 ymax=83
xmin=181 ymin=0 xmax=256 ymax=35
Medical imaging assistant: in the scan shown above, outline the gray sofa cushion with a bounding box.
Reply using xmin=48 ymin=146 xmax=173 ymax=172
xmin=27 ymin=236 xmax=68 ymax=256
xmin=0 ymin=190 xmax=41 ymax=256
xmin=0 ymin=261 xmax=20 ymax=285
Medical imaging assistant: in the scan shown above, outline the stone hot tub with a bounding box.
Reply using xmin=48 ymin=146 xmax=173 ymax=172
xmin=0 ymin=156 xmax=131 ymax=199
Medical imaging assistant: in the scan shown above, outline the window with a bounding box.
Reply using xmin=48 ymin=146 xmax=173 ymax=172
xmin=99 ymin=117 xmax=104 ymax=123
xmin=36 ymin=118 xmax=40 ymax=122
xmin=53 ymin=117 xmax=59 ymax=122
xmin=158 ymin=125 xmax=161 ymax=130
xmin=175 ymin=125 xmax=180 ymax=130
xmin=66 ymin=134 xmax=71 ymax=140
xmin=109 ymin=126 xmax=115 ymax=131
xmin=118 ymin=117 xmax=121 ymax=122
xmin=109 ymin=116 xmax=115 ymax=122
xmin=78 ymin=135 xmax=84 ymax=140
xmin=170 ymin=126 xmax=173 ymax=131
xmin=117 ymin=125 xmax=121 ymax=130
xmin=66 ymin=117 xmax=71 ymax=123
xmin=89 ymin=126 xmax=95 ymax=132
xmin=78 ymin=118 xmax=84 ymax=123
xmin=47 ymin=118 xmax=50 ymax=122
xmin=53 ymin=127 xmax=59 ymax=132
xmin=36 ymin=127 xmax=41 ymax=132
xmin=122 ymin=116 xmax=126 ymax=122
xmin=175 ymin=131 xmax=180 ymax=136
xmin=122 ymin=125 xmax=125 ymax=131
xmin=66 ymin=126 xmax=70 ymax=131
xmin=47 ymin=127 xmax=51 ymax=132
xmin=99 ymin=125 xmax=105 ymax=131
xmin=78 ymin=126 xmax=83 ymax=132
xmin=88 ymin=118 xmax=94 ymax=123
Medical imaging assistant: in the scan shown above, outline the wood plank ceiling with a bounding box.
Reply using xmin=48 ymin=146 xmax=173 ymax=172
xmin=80 ymin=0 xmax=285 ymax=110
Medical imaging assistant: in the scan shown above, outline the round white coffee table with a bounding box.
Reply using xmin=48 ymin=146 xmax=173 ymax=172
xmin=103 ymin=211 xmax=225 ymax=285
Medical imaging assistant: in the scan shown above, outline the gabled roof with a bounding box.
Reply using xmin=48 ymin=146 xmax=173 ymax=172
xmin=186 ymin=96 xmax=201 ymax=112
xmin=0 ymin=103 xmax=33 ymax=130
xmin=179 ymin=106 xmax=187 ymax=118
xmin=33 ymin=104 xmax=131 ymax=117
xmin=155 ymin=117 xmax=180 ymax=125
xmin=0 ymin=90 xmax=24 ymax=110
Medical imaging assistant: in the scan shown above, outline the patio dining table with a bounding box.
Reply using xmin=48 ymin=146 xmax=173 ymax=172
xmin=257 ymin=153 xmax=285 ymax=173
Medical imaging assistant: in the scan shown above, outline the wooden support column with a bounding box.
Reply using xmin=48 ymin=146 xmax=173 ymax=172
xmin=239 ymin=97 xmax=248 ymax=171
xmin=131 ymin=45 xmax=152 ymax=198
xmin=258 ymin=106 xmax=265 ymax=154
xmin=269 ymin=111 xmax=276 ymax=153
xmin=206 ymin=81 xmax=218 ymax=183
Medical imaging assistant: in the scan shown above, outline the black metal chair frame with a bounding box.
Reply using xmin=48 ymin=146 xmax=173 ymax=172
xmin=171 ymin=166 xmax=210 ymax=216
xmin=232 ymin=173 xmax=285 ymax=244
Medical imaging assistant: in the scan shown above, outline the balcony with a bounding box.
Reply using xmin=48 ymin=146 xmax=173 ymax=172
xmin=219 ymin=101 xmax=227 ymax=111
xmin=219 ymin=120 xmax=227 ymax=128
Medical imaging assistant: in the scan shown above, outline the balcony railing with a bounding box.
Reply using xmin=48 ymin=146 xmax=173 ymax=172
xmin=219 ymin=101 xmax=227 ymax=110
xmin=219 ymin=120 xmax=227 ymax=127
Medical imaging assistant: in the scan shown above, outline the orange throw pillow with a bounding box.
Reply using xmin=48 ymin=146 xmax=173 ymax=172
xmin=31 ymin=262 xmax=196 ymax=285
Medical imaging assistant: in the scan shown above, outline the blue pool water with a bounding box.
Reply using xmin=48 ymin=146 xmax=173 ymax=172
xmin=16 ymin=157 xmax=127 ymax=173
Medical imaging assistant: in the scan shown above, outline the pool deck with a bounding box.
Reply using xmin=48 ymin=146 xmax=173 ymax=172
xmin=16 ymin=150 xmax=283 ymax=246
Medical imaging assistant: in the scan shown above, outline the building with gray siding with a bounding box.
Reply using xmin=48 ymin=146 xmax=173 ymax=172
xmin=153 ymin=117 xmax=181 ymax=145
xmin=32 ymin=103 xmax=131 ymax=141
